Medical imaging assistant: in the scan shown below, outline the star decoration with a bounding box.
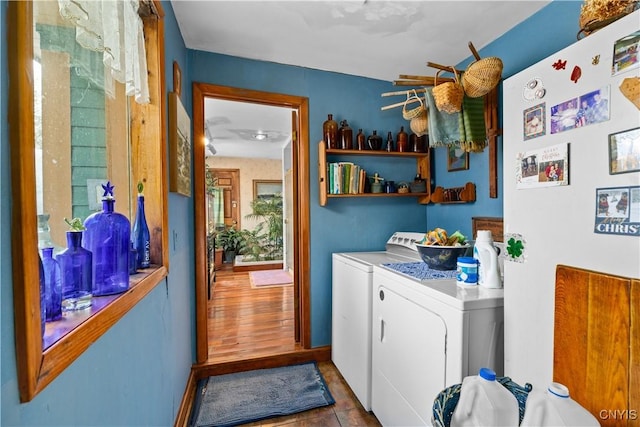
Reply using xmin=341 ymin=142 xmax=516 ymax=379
xmin=101 ymin=181 xmax=115 ymax=198
xmin=552 ymin=59 xmax=567 ymax=70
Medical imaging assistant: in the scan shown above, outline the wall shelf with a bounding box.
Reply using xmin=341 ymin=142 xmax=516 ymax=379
xmin=430 ymin=182 xmax=476 ymax=204
xmin=318 ymin=142 xmax=431 ymax=206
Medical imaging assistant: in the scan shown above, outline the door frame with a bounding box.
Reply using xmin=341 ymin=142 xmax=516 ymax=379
xmin=193 ymin=83 xmax=311 ymax=363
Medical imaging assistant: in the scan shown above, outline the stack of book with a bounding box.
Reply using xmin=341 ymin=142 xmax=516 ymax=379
xmin=327 ymin=162 xmax=367 ymax=194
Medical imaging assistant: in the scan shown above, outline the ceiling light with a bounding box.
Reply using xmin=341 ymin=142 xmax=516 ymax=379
xmin=253 ymin=132 xmax=268 ymax=141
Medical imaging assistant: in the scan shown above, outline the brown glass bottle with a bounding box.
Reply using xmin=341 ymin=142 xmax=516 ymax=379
xmin=356 ymin=129 xmax=366 ymax=150
xmin=323 ymin=114 xmax=338 ymax=149
xmin=339 ymin=120 xmax=353 ymax=150
xmin=396 ymin=126 xmax=408 ymax=152
xmin=367 ymin=131 xmax=382 ymax=150
xmin=385 ymin=131 xmax=394 ymax=152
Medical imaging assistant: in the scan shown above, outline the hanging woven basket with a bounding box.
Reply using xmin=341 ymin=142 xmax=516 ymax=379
xmin=410 ymin=109 xmax=429 ymax=136
xmin=432 ymin=68 xmax=464 ymax=114
xmin=463 ymin=56 xmax=503 ymax=98
xmin=402 ymin=89 xmax=426 ymax=120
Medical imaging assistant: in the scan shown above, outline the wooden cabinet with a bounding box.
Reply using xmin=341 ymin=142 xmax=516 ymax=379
xmin=318 ymin=142 xmax=431 ymax=206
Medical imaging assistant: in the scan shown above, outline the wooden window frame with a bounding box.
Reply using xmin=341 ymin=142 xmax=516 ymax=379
xmin=8 ymin=1 xmax=169 ymax=402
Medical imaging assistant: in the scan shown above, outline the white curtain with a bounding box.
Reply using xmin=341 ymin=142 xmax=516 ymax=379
xmin=58 ymin=0 xmax=150 ymax=104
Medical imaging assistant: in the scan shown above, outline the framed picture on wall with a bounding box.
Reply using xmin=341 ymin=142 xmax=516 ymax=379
xmin=169 ymin=91 xmax=191 ymax=197
xmin=609 ymin=127 xmax=640 ymax=175
xmin=447 ymin=146 xmax=469 ymax=172
xmin=253 ymin=180 xmax=282 ymax=200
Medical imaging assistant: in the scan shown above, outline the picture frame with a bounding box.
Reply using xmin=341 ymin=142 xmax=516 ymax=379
xmin=173 ymin=60 xmax=182 ymax=98
xmin=523 ymin=102 xmax=545 ymax=140
xmin=608 ymin=127 xmax=640 ymax=175
xmin=169 ymin=91 xmax=192 ymax=197
xmin=612 ymin=30 xmax=640 ymax=76
xmin=253 ymin=180 xmax=282 ymax=200
xmin=447 ymin=146 xmax=469 ymax=172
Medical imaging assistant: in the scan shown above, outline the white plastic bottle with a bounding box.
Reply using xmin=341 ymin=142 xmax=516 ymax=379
xmin=473 ymin=230 xmax=502 ymax=288
xmin=521 ymin=383 xmax=600 ymax=426
xmin=450 ymin=368 xmax=519 ymax=427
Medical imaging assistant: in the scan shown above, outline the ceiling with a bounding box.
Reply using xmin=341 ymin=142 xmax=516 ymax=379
xmin=172 ymin=1 xmax=551 ymax=158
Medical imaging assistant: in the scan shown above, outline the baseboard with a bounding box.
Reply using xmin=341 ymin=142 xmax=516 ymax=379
xmin=174 ymin=368 xmax=198 ymax=427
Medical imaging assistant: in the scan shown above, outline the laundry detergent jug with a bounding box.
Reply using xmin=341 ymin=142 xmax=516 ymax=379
xmin=521 ymin=383 xmax=600 ymax=426
xmin=451 ymin=368 xmax=519 ymax=427
xmin=473 ymin=230 xmax=502 ymax=289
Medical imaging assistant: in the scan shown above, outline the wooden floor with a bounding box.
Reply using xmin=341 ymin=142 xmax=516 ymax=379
xmin=206 ymin=264 xmax=381 ymax=426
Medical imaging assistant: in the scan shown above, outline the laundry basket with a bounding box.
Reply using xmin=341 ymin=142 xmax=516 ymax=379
xmin=432 ymin=376 xmax=533 ymax=427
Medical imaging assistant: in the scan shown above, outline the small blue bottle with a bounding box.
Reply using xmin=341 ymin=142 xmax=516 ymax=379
xmin=57 ymin=230 xmax=93 ymax=311
xmin=132 ymin=181 xmax=151 ymax=269
xmin=41 ymin=247 xmax=63 ymax=321
xmin=83 ymin=181 xmax=130 ymax=296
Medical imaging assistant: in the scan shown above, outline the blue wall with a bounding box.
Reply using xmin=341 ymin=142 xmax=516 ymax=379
xmin=1 ymin=2 xmax=194 ymax=425
xmin=0 ymin=1 xmax=582 ymax=425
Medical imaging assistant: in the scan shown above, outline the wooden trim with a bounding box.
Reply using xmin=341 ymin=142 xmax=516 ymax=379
xmin=174 ymin=368 xmax=198 ymax=427
xmin=192 ymin=83 xmax=311 ymax=364
xmin=192 ymin=347 xmax=331 ymax=379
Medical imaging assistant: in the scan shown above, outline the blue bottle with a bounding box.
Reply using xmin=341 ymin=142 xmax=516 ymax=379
xmin=41 ymin=247 xmax=63 ymax=321
xmin=132 ymin=182 xmax=150 ymax=269
xmin=83 ymin=181 xmax=130 ymax=296
xmin=57 ymin=231 xmax=93 ymax=311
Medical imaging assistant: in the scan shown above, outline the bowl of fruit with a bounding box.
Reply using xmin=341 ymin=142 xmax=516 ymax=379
xmin=415 ymin=228 xmax=471 ymax=271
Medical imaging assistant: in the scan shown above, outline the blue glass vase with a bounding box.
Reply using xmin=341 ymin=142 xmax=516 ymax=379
xmin=41 ymin=247 xmax=63 ymax=321
xmin=132 ymin=194 xmax=150 ymax=269
xmin=57 ymin=231 xmax=93 ymax=311
xmin=83 ymin=182 xmax=130 ymax=296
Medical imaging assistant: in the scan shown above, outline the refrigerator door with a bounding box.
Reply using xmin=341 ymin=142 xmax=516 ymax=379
xmin=502 ymin=10 xmax=640 ymax=388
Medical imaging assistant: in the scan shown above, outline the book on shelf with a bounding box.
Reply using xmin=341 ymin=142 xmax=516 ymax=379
xmin=327 ymin=161 xmax=366 ymax=194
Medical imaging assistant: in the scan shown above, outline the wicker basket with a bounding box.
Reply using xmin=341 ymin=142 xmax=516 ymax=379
xmin=432 ymin=68 xmax=464 ymax=114
xmin=402 ymin=90 xmax=426 ymax=120
xmin=578 ymin=0 xmax=639 ymax=38
xmin=410 ymin=109 xmax=429 ymax=136
xmin=463 ymin=56 xmax=503 ymax=98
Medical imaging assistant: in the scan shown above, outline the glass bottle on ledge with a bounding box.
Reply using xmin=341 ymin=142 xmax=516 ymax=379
xmin=57 ymin=220 xmax=92 ymax=311
xmin=41 ymin=247 xmax=62 ymax=321
xmin=132 ymin=181 xmax=151 ymax=269
xmin=83 ymin=181 xmax=130 ymax=296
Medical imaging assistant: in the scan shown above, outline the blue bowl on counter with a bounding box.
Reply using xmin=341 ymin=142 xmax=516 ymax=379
xmin=415 ymin=244 xmax=471 ymax=271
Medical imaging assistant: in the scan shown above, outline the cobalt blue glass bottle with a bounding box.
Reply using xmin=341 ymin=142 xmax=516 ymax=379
xmin=132 ymin=182 xmax=151 ymax=269
xmin=57 ymin=230 xmax=93 ymax=311
xmin=41 ymin=247 xmax=63 ymax=321
xmin=83 ymin=181 xmax=130 ymax=296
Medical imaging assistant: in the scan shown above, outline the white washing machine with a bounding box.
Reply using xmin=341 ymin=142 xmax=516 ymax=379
xmin=371 ymin=263 xmax=504 ymax=427
xmin=332 ymin=232 xmax=424 ymax=411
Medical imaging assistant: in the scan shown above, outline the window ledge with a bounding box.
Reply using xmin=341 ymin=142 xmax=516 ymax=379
xmin=36 ymin=266 xmax=167 ymax=397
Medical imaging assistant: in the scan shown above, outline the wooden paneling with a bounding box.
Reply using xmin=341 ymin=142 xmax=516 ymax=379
xmin=554 ymin=265 xmax=637 ymax=426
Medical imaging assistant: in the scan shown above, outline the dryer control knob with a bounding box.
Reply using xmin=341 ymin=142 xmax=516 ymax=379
xmin=379 ymin=290 xmax=385 ymax=300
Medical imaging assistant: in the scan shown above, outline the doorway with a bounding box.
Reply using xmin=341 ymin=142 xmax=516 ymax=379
xmin=193 ymin=83 xmax=311 ymax=364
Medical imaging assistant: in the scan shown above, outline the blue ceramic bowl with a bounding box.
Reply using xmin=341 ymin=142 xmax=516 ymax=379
xmin=415 ymin=244 xmax=471 ymax=271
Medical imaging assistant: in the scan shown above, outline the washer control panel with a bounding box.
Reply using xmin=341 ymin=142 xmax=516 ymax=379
xmin=385 ymin=232 xmax=425 ymax=253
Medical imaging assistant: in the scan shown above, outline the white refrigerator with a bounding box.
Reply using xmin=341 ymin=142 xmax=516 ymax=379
xmin=502 ymin=10 xmax=640 ymax=388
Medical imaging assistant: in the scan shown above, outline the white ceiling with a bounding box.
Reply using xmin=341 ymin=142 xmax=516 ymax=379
xmin=172 ymin=0 xmax=551 ymax=158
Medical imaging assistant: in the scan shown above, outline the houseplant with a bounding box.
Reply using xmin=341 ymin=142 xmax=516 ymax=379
xmin=243 ymin=194 xmax=283 ymax=262
xmin=216 ymin=227 xmax=246 ymax=263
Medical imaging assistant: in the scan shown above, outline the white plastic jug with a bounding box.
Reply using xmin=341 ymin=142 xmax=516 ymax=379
xmin=450 ymin=368 xmax=519 ymax=427
xmin=473 ymin=230 xmax=502 ymax=289
xmin=521 ymin=383 xmax=600 ymax=426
